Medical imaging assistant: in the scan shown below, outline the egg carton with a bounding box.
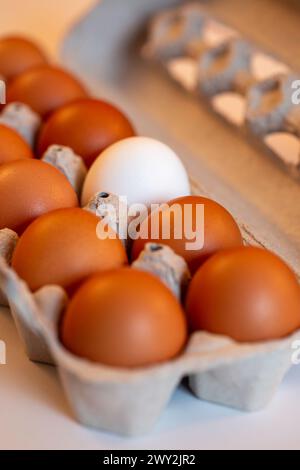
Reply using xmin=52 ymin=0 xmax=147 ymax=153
xmin=143 ymin=2 xmax=300 ymax=174
xmin=0 ymin=250 xmax=299 ymax=436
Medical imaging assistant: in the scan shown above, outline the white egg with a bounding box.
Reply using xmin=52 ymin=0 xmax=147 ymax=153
xmin=81 ymin=137 xmax=191 ymax=206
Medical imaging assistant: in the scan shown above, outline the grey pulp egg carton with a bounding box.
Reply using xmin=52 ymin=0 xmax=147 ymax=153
xmin=0 ymin=0 xmax=300 ymax=437
xmin=0 ymin=228 xmax=18 ymax=306
xmin=0 ymin=236 xmax=299 ymax=436
xmin=144 ymin=2 xmax=300 ymax=174
xmin=61 ymin=0 xmax=300 ymax=283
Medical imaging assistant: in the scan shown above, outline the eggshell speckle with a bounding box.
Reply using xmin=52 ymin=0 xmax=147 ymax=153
xmin=81 ymin=137 xmax=191 ymax=206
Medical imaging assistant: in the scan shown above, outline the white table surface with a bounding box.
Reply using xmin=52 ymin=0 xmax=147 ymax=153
xmin=0 ymin=0 xmax=300 ymax=451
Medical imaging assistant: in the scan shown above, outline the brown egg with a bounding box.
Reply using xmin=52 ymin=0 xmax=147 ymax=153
xmin=132 ymin=195 xmax=243 ymax=274
xmin=12 ymin=208 xmax=128 ymax=293
xmin=61 ymin=268 xmax=187 ymax=367
xmin=0 ymin=36 xmax=47 ymax=82
xmin=186 ymin=247 xmax=300 ymax=342
xmin=7 ymin=65 xmax=88 ymax=118
xmin=37 ymin=98 xmax=135 ymax=167
xmin=0 ymin=124 xmax=33 ymax=164
xmin=0 ymin=159 xmax=78 ymax=233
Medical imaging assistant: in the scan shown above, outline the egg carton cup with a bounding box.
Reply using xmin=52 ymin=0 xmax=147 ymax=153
xmin=0 ymin=102 xmax=41 ymax=148
xmin=0 ymin=256 xmax=67 ymax=364
xmin=84 ymin=191 xmax=130 ymax=247
xmin=42 ymin=145 xmax=87 ymax=197
xmin=144 ymin=2 xmax=300 ymax=172
xmin=0 ymin=254 xmax=299 ymax=436
xmin=0 ymin=228 xmax=19 ymax=306
xmin=132 ymin=242 xmax=191 ymax=300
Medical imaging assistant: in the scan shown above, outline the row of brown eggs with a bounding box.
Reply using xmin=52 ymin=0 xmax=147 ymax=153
xmin=0 ymin=36 xmax=300 ymax=370
xmin=0 ymin=36 xmax=135 ymax=168
xmin=9 ymin=201 xmax=300 ymax=367
xmin=0 ymin=35 xmax=136 ymax=234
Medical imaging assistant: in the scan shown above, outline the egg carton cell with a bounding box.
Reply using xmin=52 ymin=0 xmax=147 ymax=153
xmin=0 ymin=228 xmax=18 ymax=306
xmin=196 ymin=38 xmax=253 ymax=97
xmin=144 ymin=2 xmax=300 ymax=176
xmin=0 ymin=102 xmax=41 ymax=148
xmin=0 ymin=252 xmax=298 ymax=436
xmin=246 ymin=75 xmax=298 ymax=137
xmin=144 ymin=3 xmax=208 ymax=61
xmin=84 ymin=191 xmax=129 ymax=245
xmin=42 ymin=145 xmax=87 ymax=197
xmin=132 ymin=242 xmax=191 ymax=300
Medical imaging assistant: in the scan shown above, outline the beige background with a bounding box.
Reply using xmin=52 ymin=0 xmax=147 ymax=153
xmin=0 ymin=0 xmax=95 ymax=58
